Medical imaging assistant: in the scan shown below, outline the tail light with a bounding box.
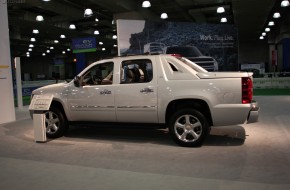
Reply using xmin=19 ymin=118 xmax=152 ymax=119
xmin=242 ymin=77 xmax=253 ymax=104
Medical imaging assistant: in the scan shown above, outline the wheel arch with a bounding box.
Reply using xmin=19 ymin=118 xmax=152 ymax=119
xmin=50 ymin=100 xmax=68 ymax=121
xmin=165 ymin=99 xmax=213 ymax=126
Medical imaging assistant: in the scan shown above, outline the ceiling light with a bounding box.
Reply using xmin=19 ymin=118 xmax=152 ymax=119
xmin=281 ymin=0 xmax=290 ymax=7
xmin=46 ymin=50 xmax=50 ymax=53
xmin=26 ymin=52 xmax=30 ymax=55
xmin=142 ymin=1 xmax=151 ymax=8
xmin=114 ymin=44 xmax=117 ymax=47
xmin=32 ymin=29 xmax=39 ymax=34
xmin=262 ymin=32 xmax=266 ymax=36
xmin=221 ymin=17 xmax=227 ymax=23
xmin=27 ymin=54 xmax=30 ymax=57
xmin=50 ymin=46 xmax=54 ymax=49
xmin=54 ymin=40 xmax=59 ymax=43
xmin=112 ymin=35 xmax=117 ymax=39
xmin=99 ymin=42 xmax=103 ymax=45
xmin=36 ymin=15 xmax=44 ymax=21
xmin=217 ymin=7 xmax=225 ymax=13
xmin=112 ymin=20 xmax=115 ymax=25
xmin=67 ymin=48 xmax=70 ymax=51
xmin=29 ymin=44 xmax=34 ymax=48
xmin=62 ymin=51 xmax=66 ymax=54
xmin=69 ymin=24 xmax=76 ymax=29
xmin=84 ymin=8 xmax=93 ymax=17
xmin=30 ymin=38 xmax=36 ymax=42
xmin=94 ymin=30 xmax=99 ymax=35
xmin=42 ymin=0 xmax=51 ymax=1
xmin=268 ymin=21 xmax=275 ymax=26
xmin=42 ymin=53 xmax=46 ymax=56
xmin=95 ymin=18 xmax=99 ymax=22
xmin=28 ymin=48 xmax=32 ymax=51
xmin=160 ymin=13 xmax=168 ymax=19
xmin=102 ymin=48 xmax=106 ymax=51
xmin=259 ymin=36 xmax=264 ymax=40
xmin=273 ymin=12 xmax=281 ymax=18
xmin=265 ymin=28 xmax=270 ymax=32
xmin=60 ymin=34 xmax=66 ymax=38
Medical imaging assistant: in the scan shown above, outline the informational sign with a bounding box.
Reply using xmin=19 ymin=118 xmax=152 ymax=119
xmin=29 ymin=94 xmax=53 ymax=111
xmin=72 ymin=37 xmax=97 ymax=53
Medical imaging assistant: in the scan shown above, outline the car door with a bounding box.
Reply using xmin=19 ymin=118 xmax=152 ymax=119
xmin=115 ymin=58 xmax=158 ymax=123
xmin=67 ymin=62 xmax=116 ymax=122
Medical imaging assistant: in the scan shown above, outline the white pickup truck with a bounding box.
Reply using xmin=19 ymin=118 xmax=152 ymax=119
xmin=30 ymin=54 xmax=259 ymax=147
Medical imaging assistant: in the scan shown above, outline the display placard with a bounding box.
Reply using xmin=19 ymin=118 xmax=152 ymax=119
xmin=29 ymin=94 xmax=53 ymax=111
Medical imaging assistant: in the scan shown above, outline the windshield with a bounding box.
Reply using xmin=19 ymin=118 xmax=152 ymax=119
xmin=166 ymin=46 xmax=203 ymax=57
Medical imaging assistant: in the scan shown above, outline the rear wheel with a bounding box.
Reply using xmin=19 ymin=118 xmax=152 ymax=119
xmin=44 ymin=106 xmax=68 ymax=138
xmin=169 ymin=109 xmax=209 ymax=147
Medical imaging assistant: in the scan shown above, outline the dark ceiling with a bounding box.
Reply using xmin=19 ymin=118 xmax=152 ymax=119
xmin=7 ymin=0 xmax=279 ymax=57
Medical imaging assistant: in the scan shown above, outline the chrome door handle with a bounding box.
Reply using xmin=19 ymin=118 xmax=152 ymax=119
xmin=140 ymin=88 xmax=154 ymax=93
xmin=100 ymin=89 xmax=112 ymax=95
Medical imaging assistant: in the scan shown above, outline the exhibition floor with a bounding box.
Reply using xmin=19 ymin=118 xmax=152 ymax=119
xmin=0 ymin=96 xmax=290 ymax=190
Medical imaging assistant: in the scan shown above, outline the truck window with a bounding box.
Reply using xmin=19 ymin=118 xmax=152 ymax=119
xmin=121 ymin=59 xmax=153 ymax=83
xmin=82 ymin=62 xmax=114 ymax=85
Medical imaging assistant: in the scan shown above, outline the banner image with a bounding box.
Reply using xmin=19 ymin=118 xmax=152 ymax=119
xmin=117 ymin=19 xmax=238 ymax=71
xmin=72 ymin=37 xmax=97 ymax=53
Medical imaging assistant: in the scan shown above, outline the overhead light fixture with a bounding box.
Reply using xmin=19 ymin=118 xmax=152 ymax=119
xmin=142 ymin=1 xmax=151 ymax=8
xmin=69 ymin=24 xmax=76 ymax=29
xmin=46 ymin=50 xmax=50 ymax=53
xmin=27 ymin=54 xmax=30 ymax=57
xmin=99 ymin=42 xmax=103 ymax=45
xmin=221 ymin=17 xmax=227 ymax=23
xmin=259 ymin=36 xmax=264 ymax=40
xmin=42 ymin=53 xmax=46 ymax=56
xmin=112 ymin=35 xmax=117 ymax=39
xmin=273 ymin=12 xmax=281 ymax=18
xmin=281 ymin=0 xmax=290 ymax=7
xmin=217 ymin=7 xmax=225 ymax=13
xmin=26 ymin=52 xmax=30 ymax=55
xmin=28 ymin=48 xmax=32 ymax=51
xmin=62 ymin=51 xmax=66 ymax=54
xmin=268 ymin=21 xmax=275 ymax=26
xmin=42 ymin=0 xmax=51 ymax=1
xmin=30 ymin=38 xmax=36 ymax=42
xmin=114 ymin=44 xmax=117 ymax=47
xmin=102 ymin=48 xmax=106 ymax=51
xmin=265 ymin=28 xmax=270 ymax=32
xmin=94 ymin=30 xmax=99 ymax=35
xmin=36 ymin=15 xmax=44 ymax=21
xmin=29 ymin=44 xmax=34 ymax=48
xmin=50 ymin=46 xmax=54 ymax=49
xmin=84 ymin=8 xmax=93 ymax=17
xmin=54 ymin=40 xmax=59 ymax=43
xmin=60 ymin=34 xmax=66 ymax=38
xmin=95 ymin=18 xmax=99 ymax=22
xmin=112 ymin=20 xmax=115 ymax=25
xmin=32 ymin=29 xmax=39 ymax=34
xmin=67 ymin=48 xmax=70 ymax=51
xmin=262 ymin=32 xmax=266 ymax=36
xmin=160 ymin=13 xmax=168 ymax=19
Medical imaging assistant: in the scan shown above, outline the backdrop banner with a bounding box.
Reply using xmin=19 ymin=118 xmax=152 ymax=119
xmin=117 ymin=19 xmax=239 ymax=71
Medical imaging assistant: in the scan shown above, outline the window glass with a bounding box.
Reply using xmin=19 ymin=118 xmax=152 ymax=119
xmin=82 ymin=62 xmax=114 ymax=85
xmin=121 ymin=59 xmax=153 ymax=83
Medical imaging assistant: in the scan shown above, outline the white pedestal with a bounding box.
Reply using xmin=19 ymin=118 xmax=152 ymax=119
xmin=33 ymin=114 xmax=47 ymax=143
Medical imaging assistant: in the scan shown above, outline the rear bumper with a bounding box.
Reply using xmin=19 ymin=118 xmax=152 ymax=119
xmin=247 ymin=101 xmax=259 ymax=123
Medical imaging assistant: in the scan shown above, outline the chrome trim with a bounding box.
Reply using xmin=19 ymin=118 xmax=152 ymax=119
xmin=71 ymin=105 xmax=114 ymax=109
xmin=117 ymin=106 xmax=156 ymax=109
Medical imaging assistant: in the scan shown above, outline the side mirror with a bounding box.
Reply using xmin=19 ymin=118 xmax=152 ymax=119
xmin=73 ymin=76 xmax=81 ymax=87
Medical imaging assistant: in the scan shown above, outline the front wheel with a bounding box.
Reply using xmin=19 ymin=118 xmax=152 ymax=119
xmin=169 ymin=109 xmax=209 ymax=147
xmin=44 ymin=106 xmax=68 ymax=138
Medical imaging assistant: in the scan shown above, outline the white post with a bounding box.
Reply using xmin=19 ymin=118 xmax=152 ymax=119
xmin=15 ymin=57 xmax=23 ymax=109
xmin=0 ymin=2 xmax=16 ymax=124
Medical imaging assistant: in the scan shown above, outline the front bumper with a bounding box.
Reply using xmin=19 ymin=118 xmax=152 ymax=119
xmin=247 ymin=100 xmax=259 ymax=123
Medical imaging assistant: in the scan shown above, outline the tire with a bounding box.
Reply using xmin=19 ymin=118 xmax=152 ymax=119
xmin=44 ymin=106 xmax=68 ymax=138
xmin=168 ymin=109 xmax=209 ymax=147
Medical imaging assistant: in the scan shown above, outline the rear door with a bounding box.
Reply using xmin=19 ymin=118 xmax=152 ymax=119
xmin=115 ymin=58 xmax=158 ymax=123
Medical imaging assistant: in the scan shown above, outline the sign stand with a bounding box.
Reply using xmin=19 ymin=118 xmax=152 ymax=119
xmin=29 ymin=95 xmax=53 ymax=143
